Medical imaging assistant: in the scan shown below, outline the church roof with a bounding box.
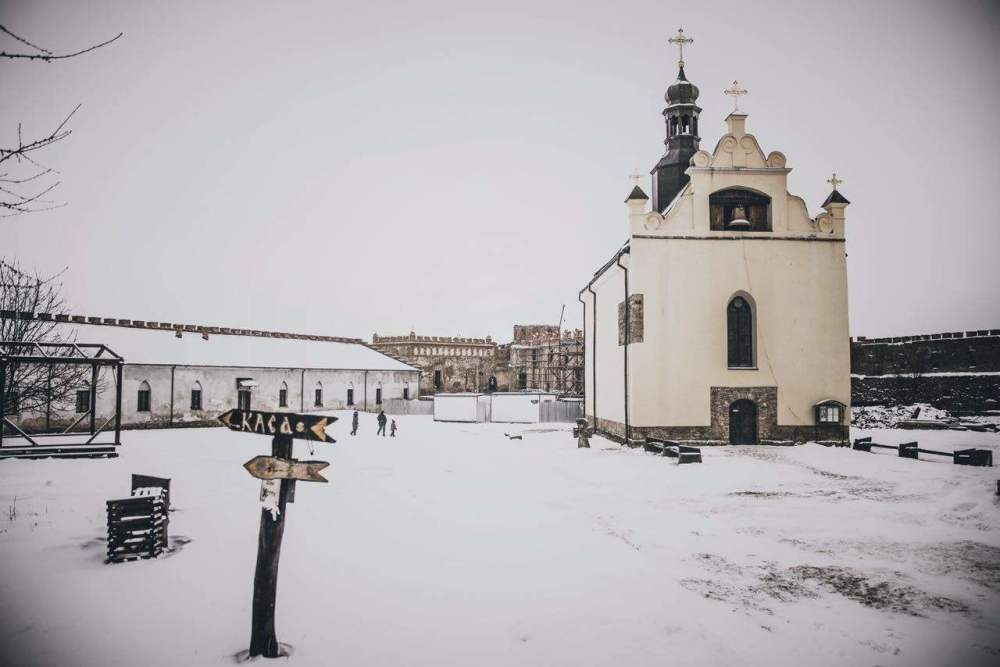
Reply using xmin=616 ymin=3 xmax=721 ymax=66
xmin=666 ymin=65 xmax=699 ymax=105
xmin=822 ymin=189 xmax=851 ymax=207
xmin=625 ymin=185 xmax=649 ymax=202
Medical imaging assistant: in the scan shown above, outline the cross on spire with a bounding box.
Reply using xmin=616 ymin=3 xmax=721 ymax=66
xmin=724 ymin=80 xmax=748 ymax=113
xmin=827 ymin=173 xmax=843 ymax=191
xmin=668 ymin=28 xmax=693 ymax=67
xmin=629 ymin=168 xmax=643 ymax=187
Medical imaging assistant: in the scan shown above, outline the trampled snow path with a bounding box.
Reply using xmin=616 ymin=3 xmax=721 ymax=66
xmin=1 ymin=415 xmax=998 ymax=666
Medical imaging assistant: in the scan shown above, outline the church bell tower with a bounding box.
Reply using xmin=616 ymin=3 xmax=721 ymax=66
xmin=651 ymin=29 xmax=702 ymax=213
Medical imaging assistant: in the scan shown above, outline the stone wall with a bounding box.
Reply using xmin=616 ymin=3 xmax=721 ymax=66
xmin=851 ymin=330 xmax=1000 ymax=375
xmin=851 ymin=330 xmax=1000 ymax=412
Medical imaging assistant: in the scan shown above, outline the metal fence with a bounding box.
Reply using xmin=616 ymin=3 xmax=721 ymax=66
xmin=381 ymin=398 xmax=434 ymax=416
xmin=540 ymin=400 xmax=584 ymax=423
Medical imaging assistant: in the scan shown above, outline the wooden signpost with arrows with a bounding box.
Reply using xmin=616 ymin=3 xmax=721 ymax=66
xmin=218 ymin=409 xmax=336 ymax=659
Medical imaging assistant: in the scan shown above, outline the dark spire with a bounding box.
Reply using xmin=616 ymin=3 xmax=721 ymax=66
xmin=822 ymin=190 xmax=850 ymax=207
xmin=651 ymin=56 xmax=702 ymax=212
xmin=625 ymin=185 xmax=649 ymax=202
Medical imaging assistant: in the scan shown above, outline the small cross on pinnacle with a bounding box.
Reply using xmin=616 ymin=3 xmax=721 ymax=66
xmin=724 ymin=80 xmax=748 ymax=112
xmin=668 ymin=28 xmax=693 ymax=67
xmin=827 ymin=173 xmax=843 ymax=191
xmin=629 ymin=168 xmax=643 ymax=187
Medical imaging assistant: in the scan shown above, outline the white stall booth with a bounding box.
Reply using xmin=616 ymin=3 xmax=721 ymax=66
xmin=489 ymin=391 xmax=558 ymax=423
xmin=432 ymin=393 xmax=483 ymax=422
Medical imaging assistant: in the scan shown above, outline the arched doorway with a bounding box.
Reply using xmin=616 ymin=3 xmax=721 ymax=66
xmin=729 ymin=399 xmax=758 ymax=444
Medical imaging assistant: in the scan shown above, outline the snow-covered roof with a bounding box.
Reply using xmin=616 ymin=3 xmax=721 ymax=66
xmin=55 ymin=323 xmax=418 ymax=371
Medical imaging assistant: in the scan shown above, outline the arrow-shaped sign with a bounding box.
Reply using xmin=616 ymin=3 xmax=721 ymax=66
xmin=244 ymin=455 xmax=330 ymax=483
xmin=218 ymin=409 xmax=337 ymax=443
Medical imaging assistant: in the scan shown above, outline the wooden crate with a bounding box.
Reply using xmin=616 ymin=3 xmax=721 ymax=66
xmin=106 ymin=494 xmax=168 ymax=564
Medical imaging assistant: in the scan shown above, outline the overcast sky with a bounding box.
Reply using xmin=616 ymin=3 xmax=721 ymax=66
xmin=2 ymin=0 xmax=998 ymax=341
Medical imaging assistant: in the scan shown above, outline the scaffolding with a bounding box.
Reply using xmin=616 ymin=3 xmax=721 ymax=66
xmin=510 ymin=328 xmax=583 ymax=396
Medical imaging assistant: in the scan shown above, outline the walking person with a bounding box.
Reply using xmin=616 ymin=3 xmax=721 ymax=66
xmin=376 ymin=410 xmax=387 ymax=437
xmin=390 ymin=419 xmax=397 ymax=438
xmin=351 ymin=410 xmax=359 ymax=436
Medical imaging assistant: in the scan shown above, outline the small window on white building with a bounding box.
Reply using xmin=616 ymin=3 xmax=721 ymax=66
xmin=75 ymin=389 xmax=90 ymax=413
xmin=279 ymin=381 xmax=288 ymax=408
xmin=191 ymin=381 xmax=203 ymax=410
xmin=137 ymin=381 xmax=151 ymax=412
xmin=314 ymin=382 xmax=323 ymax=408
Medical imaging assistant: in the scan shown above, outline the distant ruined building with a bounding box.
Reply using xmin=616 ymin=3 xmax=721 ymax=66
xmin=371 ymin=332 xmax=500 ymax=395
xmin=371 ymin=325 xmax=584 ymax=396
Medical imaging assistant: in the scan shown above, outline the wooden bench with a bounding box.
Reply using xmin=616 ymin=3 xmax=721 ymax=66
xmin=644 ymin=439 xmax=702 ymax=464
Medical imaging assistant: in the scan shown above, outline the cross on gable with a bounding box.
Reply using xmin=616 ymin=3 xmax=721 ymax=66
xmin=827 ymin=172 xmax=843 ymax=191
xmin=724 ymin=80 xmax=748 ymax=112
xmin=668 ymin=28 xmax=693 ymax=67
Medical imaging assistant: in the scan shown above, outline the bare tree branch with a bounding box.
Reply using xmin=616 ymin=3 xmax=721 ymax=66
xmin=1 ymin=24 xmax=121 ymax=217
xmin=1 ymin=259 xmax=102 ymax=418
xmin=0 ymin=25 xmax=122 ymax=62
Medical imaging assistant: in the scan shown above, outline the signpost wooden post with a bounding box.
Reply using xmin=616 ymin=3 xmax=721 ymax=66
xmin=217 ymin=409 xmax=336 ymax=659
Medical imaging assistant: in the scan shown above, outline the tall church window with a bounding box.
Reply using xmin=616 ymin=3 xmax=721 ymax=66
xmin=137 ymin=381 xmax=151 ymax=412
xmin=710 ymin=188 xmax=771 ymax=231
xmin=279 ymin=381 xmax=288 ymax=408
xmin=727 ymin=296 xmax=755 ymax=368
xmin=314 ymin=382 xmax=323 ymax=407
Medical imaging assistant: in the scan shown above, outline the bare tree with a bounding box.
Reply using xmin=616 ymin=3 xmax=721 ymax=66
xmin=0 ymin=258 xmax=90 ymax=418
xmin=0 ymin=24 xmax=122 ymax=217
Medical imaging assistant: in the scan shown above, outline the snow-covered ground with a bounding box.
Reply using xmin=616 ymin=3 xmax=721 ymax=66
xmin=1 ymin=415 xmax=998 ymax=666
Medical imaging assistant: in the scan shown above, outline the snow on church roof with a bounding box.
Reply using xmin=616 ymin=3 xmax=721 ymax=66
xmin=47 ymin=322 xmax=418 ymax=371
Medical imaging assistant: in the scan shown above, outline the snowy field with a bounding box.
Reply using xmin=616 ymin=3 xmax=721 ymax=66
xmin=1 ymin=415 xmax=998 ymax=666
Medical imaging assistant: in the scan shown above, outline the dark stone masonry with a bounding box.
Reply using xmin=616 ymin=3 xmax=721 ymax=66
xmin=851 ymin=330 xmax=1000 ymax=413
xmin=617 ymin=294 xmax=644 ymax=346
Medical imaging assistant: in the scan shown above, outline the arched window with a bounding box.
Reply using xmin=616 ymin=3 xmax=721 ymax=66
xmin=314 ymin=381 xmax=323 ymax=408
xmin=346 ymin=381 xmax=355 ymax=407
xmin=375 ymin=381 xmax=383 ymax=405
xmin=278 ymin=381 xmax=288 ymax=408
xmin=727 ymin=296 xmax=755 ymax=368
xmin=709 ymin=188 xmax=771 ymax=231
xmin=190 ymin=381 xmax=203 ymax=411
xmin=137 ymin=380 xmax=151 ymax=412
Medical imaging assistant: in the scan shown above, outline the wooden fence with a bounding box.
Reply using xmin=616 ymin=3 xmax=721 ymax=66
xmin=852 ymin=437 xmax=993 ymax=466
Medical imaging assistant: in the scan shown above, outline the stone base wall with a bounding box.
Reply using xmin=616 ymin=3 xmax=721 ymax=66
xmin=590 ymin=415 xmax=846 ymax=446
xmin=587 ymin=383 xmax=848 ymax=446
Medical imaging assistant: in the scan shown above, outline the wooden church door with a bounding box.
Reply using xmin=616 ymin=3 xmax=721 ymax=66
xmin=729 ymin=399 xmax=758 ymax=444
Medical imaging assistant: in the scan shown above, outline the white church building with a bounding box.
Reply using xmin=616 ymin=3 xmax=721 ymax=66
xmin=580 ymin=33 xmax=850 ymax=445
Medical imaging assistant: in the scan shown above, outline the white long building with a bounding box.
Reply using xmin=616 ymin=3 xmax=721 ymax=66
xmin=9 ymin=315 xmax=420 ymax=430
